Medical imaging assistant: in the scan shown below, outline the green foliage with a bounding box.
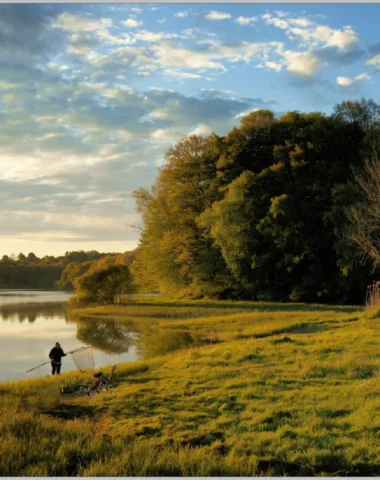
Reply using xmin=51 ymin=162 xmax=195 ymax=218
xmin=132 ymin=135 xmax=236 ymax=298
xmin=74 ymin=253 xmax=136 ymax=303
xmin=0 ymin=250 xmax=112 ymax=290
xmin=133 ymin=103 xmax=376 ymax=303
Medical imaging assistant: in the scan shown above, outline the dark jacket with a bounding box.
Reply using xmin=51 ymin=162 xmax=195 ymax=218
xmin=49 ymin=347 xmax=66 ymax=363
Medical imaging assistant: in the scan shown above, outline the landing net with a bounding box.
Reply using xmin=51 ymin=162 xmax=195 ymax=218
xmin=70 ymin=347 xmax=95 ymax=373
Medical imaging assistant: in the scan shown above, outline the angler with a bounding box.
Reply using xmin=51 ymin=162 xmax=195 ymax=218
xmin=25 ymin=346 xmax=93 ymax=375
xmin=49 ymin=342 xmax=67 ymax=375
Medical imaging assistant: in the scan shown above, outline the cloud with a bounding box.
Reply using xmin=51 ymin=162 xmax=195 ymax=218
xmin=122 ymin=18 xmax=143 ymax=28
xmin=164 ymin=69 xmax=202 ymax=79
xmin=367 ymin=54 xmax=380 ymax=70
xmin=175 ymin=11 xmax=188 ymax=18
xmin=151 ymin=43 xmax=227 ymax=72
xmin=315 ymin=45 xmax=364 ymax=66
xmin=47 ymin=62 xmax=69 ymax=72
xmin=284 ymin=50 xmax=324 ymax=76
xmin=235 ymin=108 xmax=259 ymax=119
xmin=235 ymin=16 xmax=257 ymax=26
xmin=0 ymin=26 xmax=273 ymax=247
xmin=53 ymin=12 xmax=112 ymax=32
xmin=263 ymin=13 xmax=359 ymax=53
xmin=0 ymin=4 xmax=65 ymax=59
xmin=263 ymin=61 xmax=283 ymax=72
xmin=134 ymin=30 xmax=179 ymax=43
xmin=336 ymin=72 xmax=371 ymax=87
xmin=190 ymin=124 xmax=213 ymax=136
xmin=205 ymin=11 xmax=232 ymax=21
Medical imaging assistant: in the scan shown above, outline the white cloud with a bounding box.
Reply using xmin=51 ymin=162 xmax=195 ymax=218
xmin=151 ymin=128 xmax=179 ymax=143
xmin=134 ymin=30 xmax=179 ymax=43
xmin=122 ymin=18 xmax=143 ymax=28
xmin=53 ymin=13 xmax=112 ymax=32
xmin=150 ymin=108 xmax=171 ymax=119
xmin=175 ymin=11 xmax=188 ymax=18
xmin=235 ymin=16 xmax=257 ymax=26
xmin=164 ymin=69 xmax=202 ymax=79
xmin=336 ymin=72 xmax=371 ymax=87
xmin=367 ymin=54 xmax=380 ymax=70
xmin=130 ymin=7 xmax=143 ymax=14
xmin=205 ymin=11 xmax=232 ymax=21
xmin=284 ymin=51 xmax=324 ymax=76
xmin=290 ymin=17 xmax=311 ymax=27
xmin=235 ymin=109 xmax=259 ymax=119
xmin=264 ymin=13 xmax=359 ymax=53
xmin=152 ymin=43 xmax=227 ymax=71
xmin=47 ymin=63 xmax=69 ymax=72
xmin=190 ymin=124 xmax=212 ymax=136
xmin=316 ymin=26 xmax=358 ymax=52
xmin=263 ymin=61 xmax=283 ymax=72
xmin=157 ymin=18 xmax=166 ymax=24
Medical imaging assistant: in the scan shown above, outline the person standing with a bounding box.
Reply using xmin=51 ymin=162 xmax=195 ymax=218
xmin=49 ymin=342 xmax=67 ymax=375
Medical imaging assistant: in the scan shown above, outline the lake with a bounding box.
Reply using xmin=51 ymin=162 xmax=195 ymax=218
xmin=0 ymin=290 xmax=140 ymax=382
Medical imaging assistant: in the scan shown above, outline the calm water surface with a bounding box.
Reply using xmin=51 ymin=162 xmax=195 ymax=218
xmin=0 ymin=290 xmax=140 ymax=382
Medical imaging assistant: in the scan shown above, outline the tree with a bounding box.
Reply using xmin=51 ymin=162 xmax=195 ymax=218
xmin=346 ymin=152 xmax=380 ymax=270
xmin=76 ymin=264 xmax=135 ymax=304
xmin=132 ymin=134 xmax=235 ymax=298
xmin=333 ymin=98 xmax=380 ymax=131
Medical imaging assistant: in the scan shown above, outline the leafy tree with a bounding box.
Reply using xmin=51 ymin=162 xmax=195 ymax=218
xmin=333 ymin=98 xmax=380 ymax=131
xmin=76 ymin=264 xmax=135 ymax=304
xmin=132 ymin=134 xmax=235 ymax=298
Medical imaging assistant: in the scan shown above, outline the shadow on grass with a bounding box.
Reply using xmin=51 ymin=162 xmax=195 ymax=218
xmin=41 ymin=404 xmax=98 ymax=420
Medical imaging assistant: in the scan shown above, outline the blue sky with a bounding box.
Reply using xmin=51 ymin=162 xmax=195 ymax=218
xmin=1 ymin=3 xmax=380 ymax=256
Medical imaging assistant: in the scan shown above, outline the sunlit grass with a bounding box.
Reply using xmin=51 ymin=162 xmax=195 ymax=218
xmin=3 ymin=299 xmax=380 ymax=476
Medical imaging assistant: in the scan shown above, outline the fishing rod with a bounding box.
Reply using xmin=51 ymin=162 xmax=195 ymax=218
xmin=25 ymin=346 xmax=92 ymax=373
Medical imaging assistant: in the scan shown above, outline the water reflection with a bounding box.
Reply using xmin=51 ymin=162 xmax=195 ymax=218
xmin=0 ymin=304 xmax=68 ymax=324
xmin=73 ymin=317 xmax=136 ymax=354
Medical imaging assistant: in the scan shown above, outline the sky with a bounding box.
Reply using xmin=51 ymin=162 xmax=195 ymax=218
xmin=1 ymin=3 xmax=380 ymax=257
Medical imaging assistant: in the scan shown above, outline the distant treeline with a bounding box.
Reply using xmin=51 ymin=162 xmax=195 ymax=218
xmin=0 ymin=251 xmax=131 ymax=290
xmin=131 ymin=98 xmax=380 ymax=304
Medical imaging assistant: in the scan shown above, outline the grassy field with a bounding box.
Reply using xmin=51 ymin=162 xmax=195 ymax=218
xmin=3 ymin=298 xmax=380 ymax=476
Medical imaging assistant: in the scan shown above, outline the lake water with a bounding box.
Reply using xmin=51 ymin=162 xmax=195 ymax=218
xmin=0 ymin=290 xmax=140 ymax=383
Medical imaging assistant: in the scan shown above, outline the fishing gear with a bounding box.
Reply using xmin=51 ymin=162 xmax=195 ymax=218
xmin=25 ymin=346 xmax=93 ymax=373
xmin=60 ymin=364 xmax=117 ymax=400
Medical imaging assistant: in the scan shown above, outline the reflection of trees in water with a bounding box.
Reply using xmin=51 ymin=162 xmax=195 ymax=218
xmin=74 ymin=317 xmax=136 ymax=354
xmin=137 ymin=330 xmax=194 ymax=359
xmin=0 ymin=303 xmax=66 ymax=323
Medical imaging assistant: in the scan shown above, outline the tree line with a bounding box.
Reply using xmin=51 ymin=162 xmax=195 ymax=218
xmin=0 ymin=251 xmax=110 ymax=290
xmin=130 ymin=98 xmax=380 ymax=304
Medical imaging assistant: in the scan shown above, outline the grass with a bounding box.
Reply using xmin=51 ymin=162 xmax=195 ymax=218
xmin=3 ymin=297 xmax=380 ymax=475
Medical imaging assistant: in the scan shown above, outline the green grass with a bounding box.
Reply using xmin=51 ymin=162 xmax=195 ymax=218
xmin=4 ymin=298 xmax=380 ymax=475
